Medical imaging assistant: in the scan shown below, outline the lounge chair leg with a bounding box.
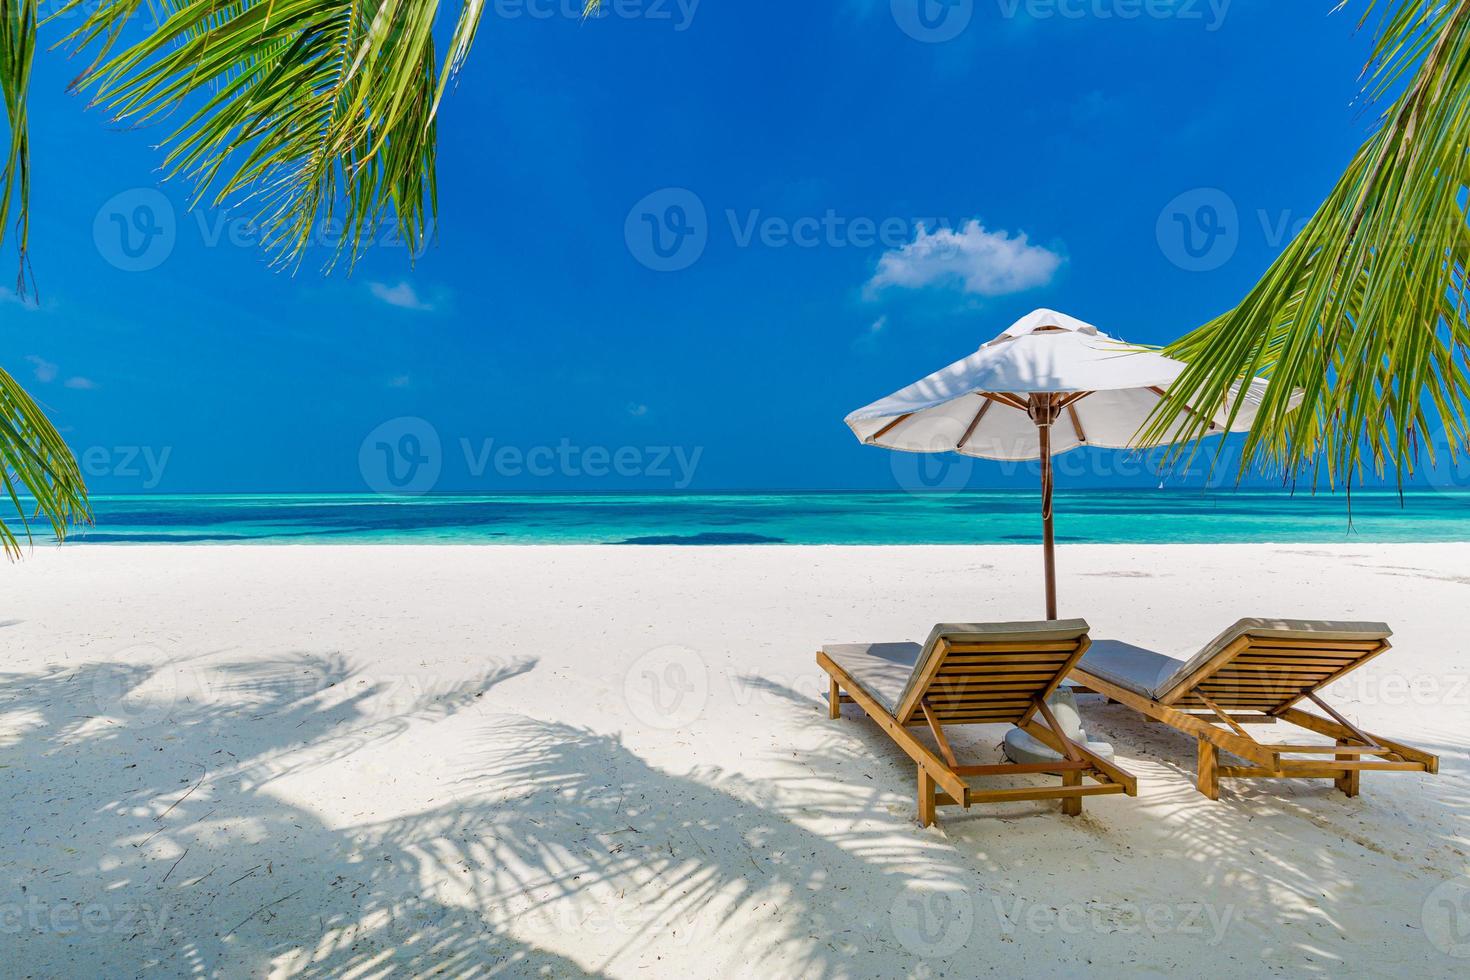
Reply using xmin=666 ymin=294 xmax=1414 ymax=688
xmin=1061 ymin=771 xmax=1082 ymax=816
xmin=1335 ymin=739 xmax=1361 ymax=798
xmin=828 ymin=678 xmax=841 ymax=720
xmin=1197 ymin=740 xmax=1220 ymax=800
xmin=918 ymin=768 xmax=936 ymax=827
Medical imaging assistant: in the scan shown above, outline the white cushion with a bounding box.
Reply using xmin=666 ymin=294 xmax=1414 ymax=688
xmin=821 ymin=642 xmax=920 ymax=716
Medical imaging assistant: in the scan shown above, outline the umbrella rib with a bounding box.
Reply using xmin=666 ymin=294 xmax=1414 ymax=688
xmin=1056 ymin=391 xmax=1092 ymax=411
xmin=1147 ymin=385 xmax=1219 ymax=432
xmin=980 ymin=392 xmax=1030 ymax=412
xmin=956 ymin=397 xmax=992 ymax=451
xmin=1066 ymin=404 xmax=1086 ymax=444
xmin=865 ymin=413 xmax=914 ymax=444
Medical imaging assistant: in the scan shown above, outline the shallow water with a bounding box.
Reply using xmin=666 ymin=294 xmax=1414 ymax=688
xmin=59 ymin=490 xmax=1470 ymax=545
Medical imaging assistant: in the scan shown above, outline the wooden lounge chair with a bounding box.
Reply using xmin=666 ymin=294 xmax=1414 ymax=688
xmin=1069 ymin=619 xmax=1439 ymax=800
xmin=817 ymin=620 xmax=1137 ymax=827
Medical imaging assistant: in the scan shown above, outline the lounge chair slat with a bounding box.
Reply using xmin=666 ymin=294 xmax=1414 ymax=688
xmin=967 ymin=784 xmax=1125 ymax=804
xmin=931 ymin=704 xmax=1036 ymax=714
xmin=935 ymin=663 xmax=1067 ymax=675
xmin=1220 ymin=761 xmax=1427 ymax=777
xmin=942 ymin=641 xmax=1082 ymax=654
xmin=1235 ymin=654 xmax=1360 ymax=664
xmin=1198 ymin=675 xmax=1332 ymax=684
xmin=938 ymin=658 xmax=1072 ymax=670
xmin=929 ymin=686 xmax=1048 ymax=696
xmin=1245 ymin=640 xmax=1384 ymax=652
xmin=927 ymin=689 xmax=1054 ymax=701
xmin=1200 ymin=687 xmax=1331 ymax=698
xmin=1192 ymin=694 xmax=1320 ymax=702
xmin=1202 ymin=670 xmax=1337 ymax=678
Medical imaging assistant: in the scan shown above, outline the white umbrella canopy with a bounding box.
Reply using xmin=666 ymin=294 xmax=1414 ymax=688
xmin=846 ymin=308 xmax=1272 ymax=460
xmin=845 ymin=308 xmax=1279 ymax=619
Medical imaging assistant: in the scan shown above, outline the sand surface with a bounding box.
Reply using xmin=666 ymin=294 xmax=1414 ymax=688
xmin=3 ymin=544 xmax=1468 ymax=977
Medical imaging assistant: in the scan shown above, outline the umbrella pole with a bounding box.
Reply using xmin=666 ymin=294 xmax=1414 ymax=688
xmin=1031 ymin=395 xmax=1058 ymax=620
xmin=1040 ymin=422 xmax=1056 ymax=620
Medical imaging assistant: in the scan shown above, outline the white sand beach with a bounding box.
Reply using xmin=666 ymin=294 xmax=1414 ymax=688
xmin=4 ymin=543 xmax=1467 ymax=977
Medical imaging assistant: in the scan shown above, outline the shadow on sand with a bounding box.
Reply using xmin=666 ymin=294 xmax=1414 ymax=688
xmin=3 ymin=654 xmax=1466 ymax=975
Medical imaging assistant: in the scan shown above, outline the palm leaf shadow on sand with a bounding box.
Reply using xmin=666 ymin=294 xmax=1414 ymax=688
xmin=1 ymin=650 xmax=979 ymax=977
xmin=7 ymin=653 xmax=1464 ymax=975
xmin=0 ymin=652 xmax=598 ymax=976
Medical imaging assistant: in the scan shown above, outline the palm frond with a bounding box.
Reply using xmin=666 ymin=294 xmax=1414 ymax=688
xmin=0 ymin=365 xmax=90 ymax=558
xmin=0 ymin=0 xmax=36 ymax=294
xmin=52 ymin=0 xmax=489 ymax=270
xmin=1145 ymin=0 xmax=1470 ymax=490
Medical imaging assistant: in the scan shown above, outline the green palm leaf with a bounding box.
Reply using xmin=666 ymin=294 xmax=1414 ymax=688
xmin=1146 ymin=0 xmax=1470 ymax=490
xmin=51 ymin=0 xmax=494 ymax=270
xmin=0 ymin=364 xmax=90 ymax=557
xmin=0 ymin=0 xmax=35 ymax=293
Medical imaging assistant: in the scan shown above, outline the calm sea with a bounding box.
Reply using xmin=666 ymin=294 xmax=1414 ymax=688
xmin=52 ymin=490 xmax=1470 ymax=545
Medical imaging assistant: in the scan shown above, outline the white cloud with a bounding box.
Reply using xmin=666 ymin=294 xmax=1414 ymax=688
xmin=26 ymin=355 xmax=58 ymax=383
xmin=369 ymin=280 xmax=437 ymax=312
xmin=64 ymin=377 xmax=97 ymax=390
xmin=853 ymin=315 xmax=887 ymax=353
xmin=627 ymin=403 xmax=649 ymax=417
xmin=865 ymin=220 xmax=1062 ymax=297
xmin=388 ymin=375 xmax=412 ymax=389
xmin=1 ymin=288 xmax=56 ymax=314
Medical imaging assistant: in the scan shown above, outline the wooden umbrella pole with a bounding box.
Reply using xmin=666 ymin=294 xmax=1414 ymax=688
xmin=1030 ymin=394 xmax=1059 ymax=620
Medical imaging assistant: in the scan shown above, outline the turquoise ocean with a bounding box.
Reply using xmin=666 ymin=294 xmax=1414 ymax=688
xmin=55 ymin=490 xmax=1470 ymax=545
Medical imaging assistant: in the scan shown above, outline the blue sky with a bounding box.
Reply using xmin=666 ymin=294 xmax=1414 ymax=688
xmin=5 ymin=1 xmax=1416 ymax=493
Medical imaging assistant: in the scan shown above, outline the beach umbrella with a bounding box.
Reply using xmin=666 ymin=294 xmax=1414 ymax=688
xmin=845 ymin=308 xmax=1280 ymax=619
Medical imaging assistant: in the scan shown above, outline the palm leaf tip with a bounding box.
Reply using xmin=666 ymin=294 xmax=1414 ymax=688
xmin=0 ymin=365 xmax=91 ymax=559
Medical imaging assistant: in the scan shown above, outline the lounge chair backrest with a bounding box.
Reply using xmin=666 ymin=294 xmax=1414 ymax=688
xmin=1157 ymin=618 xmax=1392 ymax=711
xmin=895 ymin=619 xmax=1091 ymax=726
